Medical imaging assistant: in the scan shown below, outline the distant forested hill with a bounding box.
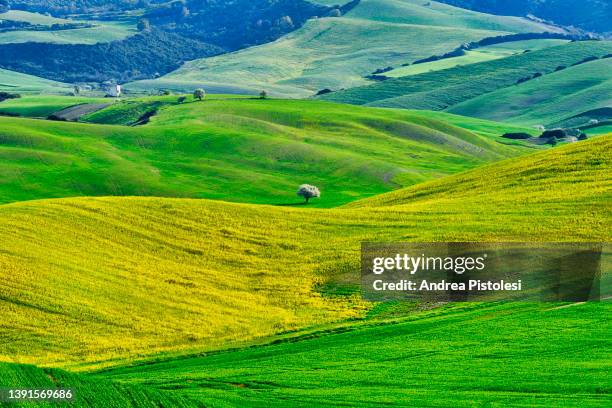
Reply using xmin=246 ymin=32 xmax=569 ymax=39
xmin=0 ymin=29 xmax=221 ymax=83
xmin=0 ymin=0 xmax=348 ymax=82
xmin=7 ymin=0 xmax=341 ymax=51
xmin=144 ymin=0 xmax=340 ymax=51
xmin=7 ymin=0 xmax=145 ymax=14
xmin=437 ymin=0 xmax=611 ymax=34
xmin=1 ymin=0 xmax=344 ymax=83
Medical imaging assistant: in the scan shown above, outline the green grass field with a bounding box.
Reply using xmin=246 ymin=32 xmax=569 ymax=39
xmin=385 ymin=39 xmax=570 ymax=78
xmin=0 ymin=69 xmax=73 ymax=94
xmin=447 ymin=58 xmax=612 ymax=126
xmin=0 ymin=10 xmax=70 ymax=25
xmin=0 ymin=95 xmax=107 ymax=117
xmin=0 ymin=1 xmax=609 ymax=405
xmin=0 ymin=97 xmax=537 ymax=207
xmin=0 ymin=135 xmax=608 ymax=406
xmin=321 ymin=41 xmax=612 ymax=126
xmin=0 ymin=362 xmax=196 ymax=407
xmin=587 ymin=125 xmax=612 ymax=135
xmin=127 ymin=0 xmax=560 ymax=97
xmin=0 ymin=11 xmax=135 ymax=44
xmin=95 ymin=302 xmax=611 ymax=407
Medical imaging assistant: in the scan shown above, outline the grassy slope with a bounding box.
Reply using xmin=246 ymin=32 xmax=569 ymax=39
xmin=0 ymin=11 xmax=135 ymax=45
xmin=127 ymin=0 xmax=558 ymax=97
xmin=385 ymin=38 xmax=569 ymax=77
xmin=320 ymin=41 xmax=612 ymax=121
xmin=0 ymin=135 xmax=612 ymax=388
xmin=348 ymin=133 xmax=611 ymax=209
xmin=0 ymin=97 xmax=535 ymax=207
xmin=0 ymin=69 xmax=72 ymax=94
xmin=447 ymin=58 xmax=612 ymax=126
xmin=587 ymin=125 xmax=612 ymax=135
xmin=0 ymin=362 xmax=197 ymax=408
xmin=97 ymin=302 xmax=612 ymax=407
xmin=0 ymin=95 xmax=107 ymax=117
xmin=0 ymin=10 xmax=69 ymax=25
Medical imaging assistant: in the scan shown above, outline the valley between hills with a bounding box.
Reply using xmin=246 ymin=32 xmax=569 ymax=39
xmin=0 ymin=0 xmax=610 ymax=406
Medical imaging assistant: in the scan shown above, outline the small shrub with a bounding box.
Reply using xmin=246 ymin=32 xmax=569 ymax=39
xmin=0 ymin=92 xmax=20 ymax=102
xmin=540 ymin=129 xmax=567 ymax=139
xmin=365 ymin=75 xmax=388 ymax=81
xmin=572 ymin=56 xmax=599 ymax=66
xmin=372 ymin=66 xmax=393 ymax=75
xmin=516 ymin=77 xmax=530 ymax=85
xmin=502 ymin=132 xmax=531 ymax=140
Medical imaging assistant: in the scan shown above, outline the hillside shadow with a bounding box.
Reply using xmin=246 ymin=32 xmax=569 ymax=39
xmin=275 ymin=202 xmax=309 ymax=207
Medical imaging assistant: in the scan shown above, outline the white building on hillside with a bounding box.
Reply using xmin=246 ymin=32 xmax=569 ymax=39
xmin=105 ymin=84 xmax=122 ymax=97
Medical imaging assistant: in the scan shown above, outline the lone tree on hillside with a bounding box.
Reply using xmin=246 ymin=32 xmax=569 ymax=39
xmin=297 ymin=184 xmax=320 ymax=204
xmin=194 ymin=88 xmax=206 ymax=101
xmin=259 ymin=90 xmax=267 ymax=99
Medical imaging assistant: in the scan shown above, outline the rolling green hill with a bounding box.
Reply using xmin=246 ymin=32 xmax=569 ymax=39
xmin=0 ymin=10 xmax=70 ymax=25
xmin=127 ymin=0 xmax=561 ymax=97
xmin=321 ymin=41 xmax=612 ymax=125
xmin=0 ymin=362 xmax=197 ymax=408
xmin=0 ymin=95 xmax=106 ymax=117
xmin=447 ymin=58 xmax=612 ymax=126
xmin=347 ymin=133 xmax=610 ymax=209
xmin=0 ymin=68 xmax=72 ymax=94
xmin=436 ymin=0 xmax=611 ymax=34
xmin=0 ymin=134 xmax=608 ymax=396
xmin=384 ymin=38 xmax=570 ymax=78
xmin=320 ymin=40 xmax=612 ymax=106
xmin=96 ymin=302 xmax=612 ymax=407
xmin=0 ymin=97 xmax=536 ymax=207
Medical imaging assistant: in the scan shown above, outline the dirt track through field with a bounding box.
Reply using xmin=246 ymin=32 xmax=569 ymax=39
xmin=50 ymin=103 xmax=110 ymax=121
